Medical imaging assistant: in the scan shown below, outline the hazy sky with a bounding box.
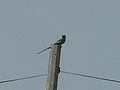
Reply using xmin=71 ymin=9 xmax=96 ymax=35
xmin=0 ymin=0 xmax=120 ymax=90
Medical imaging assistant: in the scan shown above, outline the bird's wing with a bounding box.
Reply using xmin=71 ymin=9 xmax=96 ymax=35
xmin=55 ymin=39 xmax=62 ymax=44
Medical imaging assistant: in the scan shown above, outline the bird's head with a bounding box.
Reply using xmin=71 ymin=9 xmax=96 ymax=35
xmin=62 ymin=35 xmax=66 ymax=40
xmin=62 ymin=35 xmax=66 ymax=38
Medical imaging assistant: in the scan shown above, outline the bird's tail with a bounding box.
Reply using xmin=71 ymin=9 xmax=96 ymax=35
xmin=36 ymin=47 xmax=51 ymax=54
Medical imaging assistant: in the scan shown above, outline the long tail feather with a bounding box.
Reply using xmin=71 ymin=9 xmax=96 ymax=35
xmin=37 ymin=47 xmax=50 ymax=54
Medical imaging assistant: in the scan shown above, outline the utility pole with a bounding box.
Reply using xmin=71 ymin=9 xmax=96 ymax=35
xmin=45 ymin=44 xmax=61 ymax=90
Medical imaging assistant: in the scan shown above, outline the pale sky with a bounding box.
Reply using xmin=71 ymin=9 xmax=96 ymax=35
xmin=0 ymin=0 xmax=120 ymax=90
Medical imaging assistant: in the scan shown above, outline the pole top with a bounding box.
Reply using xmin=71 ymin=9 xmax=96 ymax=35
xmin=51 ymin=44 xmax=62 ymax=48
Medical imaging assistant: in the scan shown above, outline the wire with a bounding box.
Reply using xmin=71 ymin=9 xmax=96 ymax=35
xmin=61 ymin=70 xmax=120 ymax=84
xmin=0 ymin=74 xmax=47 ymax=84
xmin=1 ymin=71 xmax=120 ymax=84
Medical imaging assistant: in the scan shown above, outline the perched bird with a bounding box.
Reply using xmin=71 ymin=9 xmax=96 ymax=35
xmin=37 ymin=35 xmax=66 ymax=54
xmin=54 ymin=35 xmax=66 ymax=45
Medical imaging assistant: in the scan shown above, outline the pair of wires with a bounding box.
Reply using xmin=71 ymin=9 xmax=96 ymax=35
xmin=0 ymin=70 xmax=120 ymax=84
xmin=0 ymin=46 xmax=120 ymax=85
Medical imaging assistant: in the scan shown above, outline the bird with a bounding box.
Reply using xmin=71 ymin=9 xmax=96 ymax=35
xmin=54 ymin=35 xmax=66 ymax=45
xmin=37 ymin=35 xmax=66 ymax=54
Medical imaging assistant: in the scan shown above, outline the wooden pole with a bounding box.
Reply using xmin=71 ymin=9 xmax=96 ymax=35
xmin=45 ymin=44 xmax=61 ymax=90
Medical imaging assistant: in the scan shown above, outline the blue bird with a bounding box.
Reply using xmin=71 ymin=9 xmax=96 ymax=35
xmin=54 ymin=35 xmax=66 ymax=45
xmin=37 ymin=35 xmax=66 ymax=54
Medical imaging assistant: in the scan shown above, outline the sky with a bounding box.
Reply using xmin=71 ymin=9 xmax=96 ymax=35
xmin=0 ymin=0 xmax=120 ymax=90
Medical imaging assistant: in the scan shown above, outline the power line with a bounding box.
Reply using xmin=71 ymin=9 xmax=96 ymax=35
xmin=61 ymin=70 xmax=120 ymax=84
xmin=0 ymin=74 xmax=47 ymax=84
xmin=1 ymin=71 xmax=120 ymax=84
